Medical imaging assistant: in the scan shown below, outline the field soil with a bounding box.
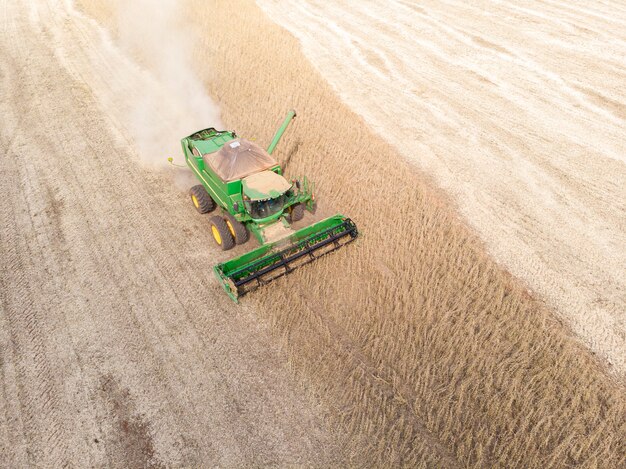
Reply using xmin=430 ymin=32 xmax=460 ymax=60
xmin=1 ymin=0 xmax=625 ymax=467
xmin=0 ymin=1 xmax=345 ymax=467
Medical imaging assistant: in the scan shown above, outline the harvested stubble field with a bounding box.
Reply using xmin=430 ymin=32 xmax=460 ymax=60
xmin=1 ymin=0 xmax=624 ymax=467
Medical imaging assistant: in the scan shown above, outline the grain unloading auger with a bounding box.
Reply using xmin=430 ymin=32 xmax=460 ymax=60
xmin=181 ymin=110 xmax=358 ymax=302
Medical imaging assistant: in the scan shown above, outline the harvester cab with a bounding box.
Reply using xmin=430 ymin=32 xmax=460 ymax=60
xmin=242 ymin=171 xmax=291 ymax=219
xmin=181 ymin=109 xmax=358 ymax=301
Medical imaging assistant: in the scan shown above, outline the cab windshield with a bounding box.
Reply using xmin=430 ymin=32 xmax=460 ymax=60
xmin=248 ymin=195 xmax=286 ymax=219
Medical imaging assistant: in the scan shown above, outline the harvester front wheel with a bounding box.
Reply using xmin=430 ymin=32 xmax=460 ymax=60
xmin=224 ymin=213 xmax=249 ymax=245
xmin=289 ymin=203 xmax=305 ymax=222
xmin=190 ymin=185 xmax=216 ymax=214
xmin=209 ymin=216 xmax=235 ymax=251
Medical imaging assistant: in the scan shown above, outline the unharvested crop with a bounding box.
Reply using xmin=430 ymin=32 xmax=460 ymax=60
xmin=78 ymin=0 xmax=626 ymax=466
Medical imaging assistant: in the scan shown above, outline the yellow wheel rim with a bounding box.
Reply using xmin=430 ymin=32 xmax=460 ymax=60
xmin=211 ymin=225 xmax=222 ymax=244
xmin=191 ymin=194 xmax=199 ymax=208
xmin=225 ymin=220 xmax=236 ymax=237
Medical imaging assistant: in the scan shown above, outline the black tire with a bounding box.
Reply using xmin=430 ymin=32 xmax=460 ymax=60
xmin=209 ymin=216 xmax=235 ymax=250
xmin=190 ymin=185 xmax=216 ymax=214
xmin=289 ymin=203 xmax=305 ymax=222
xmin=224 ymin=213 xmax=249 ymax=245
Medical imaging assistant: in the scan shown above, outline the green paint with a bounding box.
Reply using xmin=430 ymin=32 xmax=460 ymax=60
xmin=267 ymin=110 xmax=296 ymax=155
xmin=214 ymin=215 xmax=357 ymax=302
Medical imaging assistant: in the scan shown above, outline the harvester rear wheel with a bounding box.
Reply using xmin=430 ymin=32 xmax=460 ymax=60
xmin=209 ymin=216 xmax=235 ymax=250
xmin=224 ymin=213 xmax=249 ymax=245
xmin=289 ymin=203 xmax=305 ymax=222
xmin=190 ymin=185 xmax=215 ymax=214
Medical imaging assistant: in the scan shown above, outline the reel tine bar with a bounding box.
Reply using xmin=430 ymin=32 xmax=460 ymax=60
xmin=214 ymin=216 xmax=358 ymax=301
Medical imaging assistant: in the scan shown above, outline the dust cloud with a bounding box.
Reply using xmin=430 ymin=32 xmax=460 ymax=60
xmin=112 ymin=0 xmax=222 ymax=168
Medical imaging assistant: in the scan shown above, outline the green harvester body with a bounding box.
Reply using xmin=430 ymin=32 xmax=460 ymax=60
xmin=181 ymin=110 xmax=358 ymax=301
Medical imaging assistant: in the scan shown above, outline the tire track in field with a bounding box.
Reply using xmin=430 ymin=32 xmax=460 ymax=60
xmin=0 ymin=32 xmax=80 ymax=469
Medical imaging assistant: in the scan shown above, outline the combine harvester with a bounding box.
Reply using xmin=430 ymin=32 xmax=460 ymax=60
xmin=180 ymin=110 xmax=358 ymax=301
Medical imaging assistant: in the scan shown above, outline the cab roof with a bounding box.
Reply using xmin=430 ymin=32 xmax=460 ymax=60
xmin=243 ymin=171 xmax=291 ymax=200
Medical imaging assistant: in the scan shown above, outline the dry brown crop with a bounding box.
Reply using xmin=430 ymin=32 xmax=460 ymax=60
xmin=78 ymin=0 xmax=626 ymax=467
